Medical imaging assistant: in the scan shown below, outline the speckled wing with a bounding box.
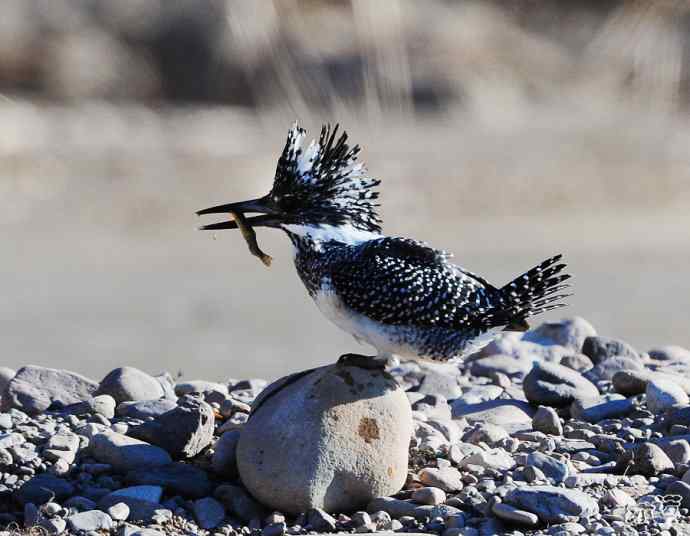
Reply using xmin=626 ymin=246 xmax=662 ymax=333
xmin=328 ymin=237 xmax=496 ymax=330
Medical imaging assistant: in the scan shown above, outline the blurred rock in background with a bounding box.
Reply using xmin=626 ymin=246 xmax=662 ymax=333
xmin=0 ymin=0 xmax=689 ymax=380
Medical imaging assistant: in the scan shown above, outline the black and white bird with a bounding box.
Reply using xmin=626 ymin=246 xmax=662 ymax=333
xmin=197 ymin=123 xmax=571 ymax=366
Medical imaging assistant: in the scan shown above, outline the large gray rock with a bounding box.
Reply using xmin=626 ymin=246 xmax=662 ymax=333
xmin=90 ymin=431 xmax=172 ymax=472
xmin=96 ymin=367 xmax=164 ymax=404
xmin=1 ymin=365 xmax=97 ymax=415
xmin=505 ymin=485 xmax=599 ymax=524
xmin=581 ymin=336 xmax=639 ymax=365
xmin=469 ymin=354 xmax=533 ymax=379
xmin=523 ymin=362 xmax=599 ymax=407
xmin=236 ymin=364 xmax=413 ymax=514
xmin=452 ymin=399 xmax=534 ymax=431
xmin=128 ymin=395 xmax=214 ymax=459
xmin=616 ymin=442 xmax=674 ymax=477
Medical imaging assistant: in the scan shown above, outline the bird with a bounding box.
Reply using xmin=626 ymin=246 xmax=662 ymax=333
xmin=197 ymin=123 xmax=571 ymax=367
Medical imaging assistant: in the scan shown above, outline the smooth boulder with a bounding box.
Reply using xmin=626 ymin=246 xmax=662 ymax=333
xmin=523 ymin=362 xmax=599 ymax=407
xmin=96 ymin=367 xmax=164 ymax=404
xmin=1 ymin=365 xmax=97 ymax=415
xmin=237 ymin=364 xmax=413 ymax=514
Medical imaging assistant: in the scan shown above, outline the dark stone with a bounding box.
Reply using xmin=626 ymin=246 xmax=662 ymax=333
xmin=14 ymin=474 xmax=75 ymax=505
xmin=125 ymin=462 xmax=212 ymax=498
xmin=582 ymin=336 xmax=639 ymax=365
xmin=128 ymin=395 xmax=214 ymax=459
xmin=523 ymin=362 xmax=599 ymax=408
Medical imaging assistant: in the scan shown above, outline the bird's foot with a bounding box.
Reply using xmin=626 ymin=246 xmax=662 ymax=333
xmin=336 ymin=353 xmax=388 ymax=370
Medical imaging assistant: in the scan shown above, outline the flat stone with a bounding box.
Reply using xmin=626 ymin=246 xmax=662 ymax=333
xmin=570 ymin=395 xmax=635 ymax=423
xmin=505 ymin=485 xmax=599 ymax=524
xmin=128 ymin=395 xmax=215 ymax=459
xmin=1 ymin=365 xmax=97 ymax=415
xmin=116 ymin=399 xmax=177 ymax=419
xmin=366 ymin=497 xmax=417 ymax=519
xmin=646 ymin=379 xmax=689 ymax=413
xmin=458 ymin=449 xmax=515 ymax=471
xmin=532 ymin=406 xmax=562 ymax=435
xmin=236 ymin=364 xmax=413 ymax=514
xmin=418 ymin=467 xmax=464 ymax=492
xmin=193 ymin=497 xmax=226 ymax=530
xmin=411 ymin=487 xmax=446 ymax=505
xmin=452 ymin=399 xmax=534 ymax=431
xmin=14 ymin=474 xmax=75 ymax=505
xmin=46 ymin=431 xmax=80 ymax=452
xmin=470 ymin=355 xmax=533 ymax=378
xmin=523 ymin=362 xmax=599 ymax=407
xmin=67 ymin=510 xmax=113 ymax=532
xmin=581 ymin=336 xmax=639 ymax=365
xmin=90 ymin=431 xmax=172 ymax=472
xmin=211 ymin=430 xmax=240 ymax=480
xmin=526 ymin=452 xmax=570 ymax=483
xmin=125 ymin=462 xmax=212 ymax=498
xmin=491 ymin=502 xmax=539 ymax=526
xmin=96 ymin=367 xmax=164 ymax=404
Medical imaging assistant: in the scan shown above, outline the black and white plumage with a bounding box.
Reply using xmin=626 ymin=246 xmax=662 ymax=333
xmin=198 ymin=123 xmax=572 ymax=362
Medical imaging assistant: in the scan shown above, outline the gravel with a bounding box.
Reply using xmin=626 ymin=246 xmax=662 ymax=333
xmin=2 ymin=318 xmax=690 ymax=536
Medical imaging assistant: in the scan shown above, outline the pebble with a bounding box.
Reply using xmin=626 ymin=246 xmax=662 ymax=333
xmin=585 ymin=355 xmax=643 ymax=382
xmin=464 ymin=423 xmax=508 ymax=446
xmin=559 ymin=353 xmax=594 ymax=372
xmin=193 ymin=497 xmax=226 ymax=529
xmin=95 ymin=367 xmax=164 ymax=404
xmin=411 ymin=486 xmax=447 ymax=505
xmin=491 ymin=502 xmax=539 ymax=526
xmin=617 ymin=442 xmax=674 ymax=476
xmin=458 ymin=449 xmax=516 ymax=472
xmin=532 ymin=406 xmax=563 ymax=436
xmin=90 ymin=431 xmax=172 ymax=472
xmin=419 ymin=467 xmax=464 ymax=492
xmin=505 ymin=485 xmax=599 ymax=524
xmin=416 ymin=364 xmax=463 ymax=400
xmin=581 ymin=335 xmax=639 ymax=364
xmin=67 ymin=510 xmax=114 ymax=532
xmin=646 ymin=379 xmax=689 ymax=413
xmin=523 ymin=362 xmax=599 ymax=407
xmin=107 ymin=501 xmax=131 ymax=521
xmin=526 ymin=451 xmax=570 ymax=483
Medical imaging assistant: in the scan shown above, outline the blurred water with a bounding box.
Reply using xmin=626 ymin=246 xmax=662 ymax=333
xmin=1 ymin=104 xmax=688 ymax=382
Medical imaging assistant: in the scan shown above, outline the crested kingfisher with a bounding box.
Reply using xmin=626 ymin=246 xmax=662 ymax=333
xmin=197 ymin=124 xmax=571 ymax=366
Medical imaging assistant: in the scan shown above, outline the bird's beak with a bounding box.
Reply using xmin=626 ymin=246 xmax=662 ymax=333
xmin=196 ymin=197 xmax=283 ymax=230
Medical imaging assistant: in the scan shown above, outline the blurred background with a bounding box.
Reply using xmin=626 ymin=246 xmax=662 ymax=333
xmin=1 ymin=0 xmax=689 ymax=381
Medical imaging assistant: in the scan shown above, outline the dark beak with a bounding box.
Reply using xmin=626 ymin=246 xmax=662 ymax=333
xmin=196 ymin=197 xmax=283 ymax=230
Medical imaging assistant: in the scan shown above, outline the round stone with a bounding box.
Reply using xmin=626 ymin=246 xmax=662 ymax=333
xmin=96 ymin=367 xmax=164 ymax=404
xmin=523 ymin=362 xmax=599 ymax=407
xmin=646 ymin=379 xmax=689 ymax=413
xmin=236 ymin=364 xmax=413 ymax=514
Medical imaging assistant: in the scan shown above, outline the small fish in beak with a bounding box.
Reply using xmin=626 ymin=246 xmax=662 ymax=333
xmin=229 ymin=210 xmax=272 ymax=267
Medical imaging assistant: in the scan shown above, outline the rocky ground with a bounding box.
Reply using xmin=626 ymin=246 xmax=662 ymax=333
xmin=2 ymin=317 xmax=690 ymax=536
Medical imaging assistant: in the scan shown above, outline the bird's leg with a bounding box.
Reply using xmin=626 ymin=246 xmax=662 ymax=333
xmin=336 ymin=352 xmax=392 ymax=370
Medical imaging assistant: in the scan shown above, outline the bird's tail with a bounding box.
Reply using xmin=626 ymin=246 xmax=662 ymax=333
xmin=494 ymin=254 xmax=572 ymax=330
